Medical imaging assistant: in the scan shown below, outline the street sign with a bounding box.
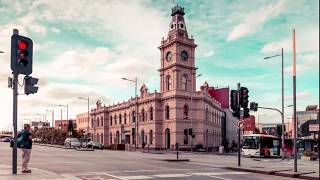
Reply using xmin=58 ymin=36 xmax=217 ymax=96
xmin=237 ymin=120 xmax=243 ymax=128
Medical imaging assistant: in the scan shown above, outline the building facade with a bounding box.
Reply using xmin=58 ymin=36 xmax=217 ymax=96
xmin=90 ymin=5 xmax=223 ymax=150
xmin=55 ymin=120 xmax=76 ymax=130
xmin=76 ymin=112 xmax=90 ymax=132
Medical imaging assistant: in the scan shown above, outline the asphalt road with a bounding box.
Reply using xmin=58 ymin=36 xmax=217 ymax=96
xmin=0 ymin=142 xmax=303 ymax=180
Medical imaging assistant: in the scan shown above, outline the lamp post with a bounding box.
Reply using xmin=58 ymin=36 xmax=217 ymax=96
xmin=46 ymin=110 xmax=54 ymax=128
xmin=78 ymin=97 xmax=90 ymax=147
xmin=57 ymin=104 xmax=68 ymax=121
xmin=190 ymin=74 xmax=202 ymax=152
xmin=264 ymin=48 xmax=285 ymax=158
xmin=122 ymin=77 xmax=138 ymax=150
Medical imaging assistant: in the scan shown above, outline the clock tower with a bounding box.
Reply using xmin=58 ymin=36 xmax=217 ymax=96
xmin=159 ymin=5 xmax=197 ymax=93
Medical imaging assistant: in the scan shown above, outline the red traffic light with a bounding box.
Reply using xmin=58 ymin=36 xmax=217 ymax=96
xmin=18 ymin=40 xmax=28 ymax=50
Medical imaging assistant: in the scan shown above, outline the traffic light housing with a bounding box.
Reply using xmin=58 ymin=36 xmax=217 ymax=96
xmin=243 ymin=108 xmax=250 ymax=118
xmin=68 ymin=120 xmax=74 ymax=132
xmin=24 ymin=76 xmax=38 ymax=95
xmin=250 ymin=102 xmax=258 ymax=111
xmin=230 ymin=90 xmax=238 ymax=111
xmin=11 ymin=34 xmax=33 ymax=75
xmin=240 ymin=87 xmax=249 ymax=108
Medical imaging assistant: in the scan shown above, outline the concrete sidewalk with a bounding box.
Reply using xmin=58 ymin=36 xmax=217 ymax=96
xmin=225 ymin=165 xmax=318 ymax=180
xmin=0 ymin=164 xmax=67 ymax=180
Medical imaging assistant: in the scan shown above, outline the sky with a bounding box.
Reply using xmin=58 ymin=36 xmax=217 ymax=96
xmin=0 ymin=0 xmax=318 ymax=131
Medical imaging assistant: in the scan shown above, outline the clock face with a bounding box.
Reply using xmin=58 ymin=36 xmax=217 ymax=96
xmin=166 ymin=51 xmax=172 ymax=62
xmin=181 ymin=51 xmax=188 ymax=61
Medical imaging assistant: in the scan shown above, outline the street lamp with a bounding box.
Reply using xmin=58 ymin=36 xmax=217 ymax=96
xmin=190 ymin=74 xmax=202 ymax=152
xmin=122 ymin=77 xmax=138 ymax=150
xmin=264 ymin=48 xmax=285 ymax=158
xmin=56 ymin=104 xmax=69 ymax=121
xmin=78 ymin=97 xmax=90 ymax=146
xmin=46 ymin=110 xmax=54 ymax=128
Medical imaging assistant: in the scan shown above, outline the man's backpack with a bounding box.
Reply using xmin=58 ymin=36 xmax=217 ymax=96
xmin=17 ymin=132 xmax=25 ymax=148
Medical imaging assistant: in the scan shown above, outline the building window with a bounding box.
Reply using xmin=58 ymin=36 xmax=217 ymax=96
xmin=97 ymin=118 xmax=100 ymax=127
xmin=110 ymin=133 xmax=112 ymax=144
xmin=205 ymin=107 xmax=209 ymax=121
xmin=182 ymin=74 xmax=187 ymax=90
xmin=110 ymin=116 xmax=113 ymax=126
xmin=116 ymin=131 xmax=120 ymax=144
xmin=183 ymin=104 xmax=189 ymax=119
xmin=114 ymin=115 xmax=117 ymax=125
xmin=166 ymin=75 xmax=171 ymax=91
xmin=184 ymin=129 xmax=188 ymax=144
xmin=119 ymin=114 xmax=122 ymax=124
xmin=165 ymin=105 xmax=170 ymax=119
xmin=124 ymin=112 xmax=127 ymax=124
xmin=132 ymin=110 xmax=136 ymax=123
xmin=141 ymin=109 xmax=145 ymax=122
xmin=101 ymin=117 xmax=103 ymax=127
xmin=149 ymin=130 xmax=153 ymax=144
xmin=149 ymin=107 xmax=153 ymax=121
xmin=101 ymin=133 xmax=103 ymax=144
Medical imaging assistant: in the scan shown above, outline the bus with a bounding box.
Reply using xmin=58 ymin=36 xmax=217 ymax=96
xmin=242 ymin=134 xmax=280 ymax=157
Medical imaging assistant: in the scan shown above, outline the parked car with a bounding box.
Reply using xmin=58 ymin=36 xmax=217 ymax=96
xmin=87 ymin=141 xmax=104 ymax=149
xmin=1 ymin=136 xmax=12 ymax=142
xmin=64 ymin=138 xmax=81 ymax=148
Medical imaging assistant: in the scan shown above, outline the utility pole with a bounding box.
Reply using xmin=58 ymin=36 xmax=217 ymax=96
xmin=292 ymin=29 xmax=297 ymax=172
xmin=237 ymin=83 xmax=241 ymax=166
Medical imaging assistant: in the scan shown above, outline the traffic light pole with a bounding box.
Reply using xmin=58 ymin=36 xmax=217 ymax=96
xmin=12 ymin=72 xmax=18 ymax=174
xmin=237 ymin=83 xmax=241 ymax=167
xmin=12 ymin=29 xmax=19 ymax=175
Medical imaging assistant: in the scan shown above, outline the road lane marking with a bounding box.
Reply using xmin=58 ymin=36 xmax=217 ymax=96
xmin=116 ymin=175 xmax=153 ymax=180
xmin=61 ymin=173 xmax=83 ymax=180
xmin=153 ymin=173 xmax=191 ymax=178
xmin=209 ymin=176 xmax=232 ymax=180
xmin=189 ymin=172 xmax=250 ymax=176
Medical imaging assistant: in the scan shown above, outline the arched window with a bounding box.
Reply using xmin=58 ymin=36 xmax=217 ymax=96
xmin=184 ymin=129 xmax=188 ymax=144
xmin=165 ymin=75 xmax=171 ymax=91
xmin=182 ymin=74 xmax=187 ymax=90
xmin=114 ymin=115 xmax=117 ymax=125
xmin=110 ymin=133 xmax=112 ymax=144
xmin=124 ymin=112 xmax=127 ymax=124
xmin=101 ymin=133 xmax=104 ymax=144
xmin=141 ymin=109 xmax=145 ymax=122
xmin=149 ymin=107 xmax=153 ymax=121
xmin=110 ymin=116 xmax=113 ymax=126
xmin=97 ymin=133 xmax=99 ymax=143
xmin=97 ymin=118 xmax=100 ymax=127
xmin=119 ymin=114 xmax=122 ymax=124
xmin=165 ymin=105 xmax=170 ymax=119
xmin=183 ymin=104 xmax=189 ymax=119
xmin=149 ymin=130 xmax=153 ymax=144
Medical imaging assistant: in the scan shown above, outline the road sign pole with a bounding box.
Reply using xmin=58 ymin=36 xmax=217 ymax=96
xmin=237 ymin=83 xmax=241 ymax=166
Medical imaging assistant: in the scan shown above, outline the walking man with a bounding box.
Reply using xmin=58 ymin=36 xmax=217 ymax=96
xmin=20 ymin=124 xmax=32 ymax=173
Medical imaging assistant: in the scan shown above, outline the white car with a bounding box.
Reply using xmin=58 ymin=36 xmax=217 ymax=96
xmin=64 ymin=138 xmax=81 ymax=148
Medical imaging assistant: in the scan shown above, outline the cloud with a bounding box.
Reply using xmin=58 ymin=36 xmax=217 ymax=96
xmin=203 ymin=50 xmax=215 ymax=58
xmin=227 ymin=0 xmax=286 ymax=41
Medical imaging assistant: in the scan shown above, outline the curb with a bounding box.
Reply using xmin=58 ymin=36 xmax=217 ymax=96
xmin=225 ymin=166 xmax=318 ymax=180
xmin=34 ymin=143 xmax=66 ymax=149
